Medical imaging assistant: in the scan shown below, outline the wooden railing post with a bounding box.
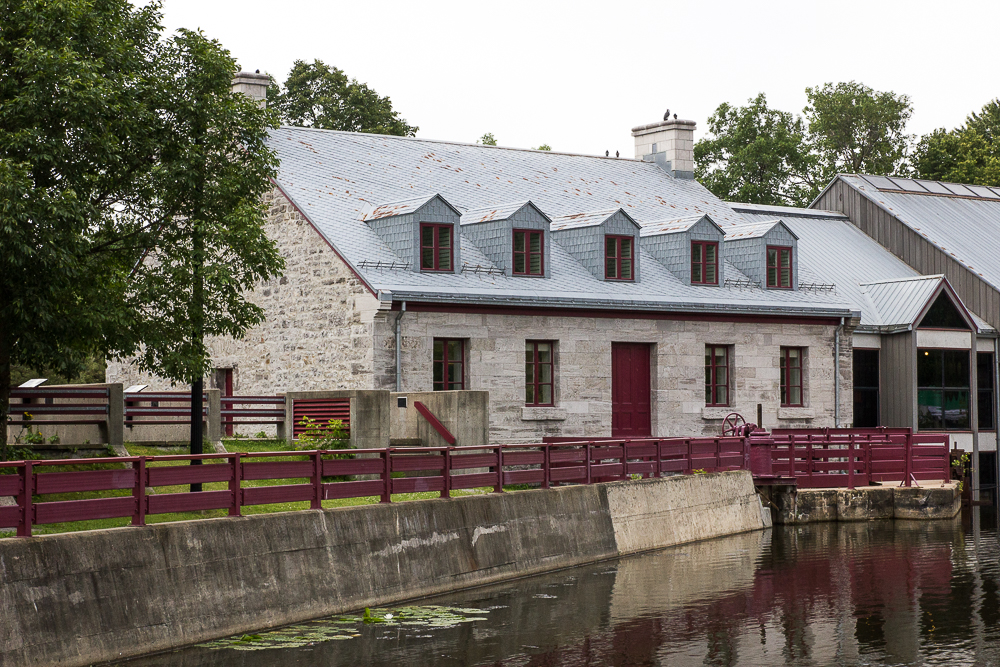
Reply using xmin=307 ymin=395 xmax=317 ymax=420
xmin=493 ymin=445 xmax=503 ymax=493
xmin=621 ymin=441 xmax=629 ymax=480
xmin=311 ymin=451 xmax=323 ymax=509
xmin=585 ymin=442 xmax=593 ymax=485
xmin=788 ymin=439 xmax=796 ymax=479
xmin=542 ymin=444 xmax=550 ymax=489
xmin=848 ymin=436 xmax=855 ymax=490
xmin=17 ymin=461 xmax=33 ymax=538
xmin=131 ymin=457 xmax=146 ymax=526
xmin=229 ymin=452 xmax=243 ymax=516
xmin=442 ymin=447 xmax=452 ymax=499
xmin=655 ymin=440 xmax=663 ymax=478
xmin=942 ymin=435 xmax=951 ymax=484
xmin=904 ymin=433 xmax=912 ymax=487
xmin=685 ymin=438 xmax=693 ymax=475
xmin=380 ymin=448 xmax=392 ymax=503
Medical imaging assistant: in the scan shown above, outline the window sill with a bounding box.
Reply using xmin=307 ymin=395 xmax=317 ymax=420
xmin=521 ymin=406 xmax=567 ymax=421
xmin=702 ymin=407 xmax=734 ymax=420
xmin=777 ymin=407 xmax=814 ymax=420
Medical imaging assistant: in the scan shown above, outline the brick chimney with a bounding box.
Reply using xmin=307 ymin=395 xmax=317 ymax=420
xmin=231 ymin=71 xmax=270 ymax=108
xmin=631 ymin=118 xmax=696 ymax=179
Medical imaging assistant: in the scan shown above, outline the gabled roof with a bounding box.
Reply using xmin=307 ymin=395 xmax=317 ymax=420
xmin=859 ymin=275 xmax=986 ymax=333
xmin=460 ymin=200 xmax=551 ymax=225
xmin=268 ymin=126 xmax=857 ymax=317
xmin=359 ymin=193 xmax=462 ymax=221
xmin=723 ymin=219 xmax=799 ymax=241
xmin=818 ymin=174 xmax=1000 ymax=293
xmin=549 ymin=208 xmax=638 ymax=231
xmin=638 ymin=214 xmax=725 ymax=238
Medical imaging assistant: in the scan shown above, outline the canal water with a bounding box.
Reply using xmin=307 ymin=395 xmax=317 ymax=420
xmin=123 ymin=508 xmax=1000 ymax=667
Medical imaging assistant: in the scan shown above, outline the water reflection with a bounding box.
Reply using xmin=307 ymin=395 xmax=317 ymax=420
xmin=124 ymin=508 xmax=1000 ymax=667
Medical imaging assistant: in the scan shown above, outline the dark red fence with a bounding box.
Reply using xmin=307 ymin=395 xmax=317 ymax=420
xmin=7 ymin=387 xmax=110 ymax=426
xmin=0 ymin=437 xmax=745 ymax=537
xmin=222 ymin=396 xmax=285 ymax=429
xmin=771 ymin=431 xmax=950 ymax=488
xmin=292 ymin=398 xmax=349 ymax=437
xmin=124 ymin=392 xmax=206 ymax=426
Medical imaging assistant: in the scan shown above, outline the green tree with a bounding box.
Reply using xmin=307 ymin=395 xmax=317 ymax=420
xmin=127 ymin=29 xmax=284 ymax=466
xmin=269 ymin=60 xmax=417 ymax=136
xmin=804 ymin=81 xmax=913 ymax=178
xmin=0 ymin=0 xmax=164 ymax=459
xmin=694 ymin=94 xmax=816 ymax=206
xmin=479 ymin=133 xmax=497 ymax=146
xmin=915 ymin=100 xmax=1000 ymax=185
xmin=536 ymin=144 xmax=552 ymax=151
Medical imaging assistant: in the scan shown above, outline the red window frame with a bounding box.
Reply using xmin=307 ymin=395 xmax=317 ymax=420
xmin=525 ymin=341 xmax=555 ymax=406
xmin=691 ymin=241 xmax=719 ymax=285
xmin=780 ymin=347 xmax=803 ymax=407
xmin=513 ymin=229 xmax=544 ymax=276
xmin=420 ymin=223 xmax=454 ymax=272
xmin=705 ymin=345 xmax=729 ymax=406
xmin=433 ymin=338 xmax=465 ymax=390
xmin=605 ymin=235 xmax=634 ymax=281
xmin=767 ymin=246 xmax=793 ymax=289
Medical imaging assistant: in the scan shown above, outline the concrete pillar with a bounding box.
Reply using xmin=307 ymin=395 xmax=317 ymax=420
xmin=231 ymin=71 xmax=269 ymax=108
xmin=206 ymin=389 xmax=221 ymax=445
xmin=107 ymin=383 xmax=124 ymax=451
xmin=631 ymin=119 xmax=696 ymax=179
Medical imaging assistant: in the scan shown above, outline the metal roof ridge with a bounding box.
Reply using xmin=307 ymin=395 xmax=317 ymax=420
xmin=274 ymin=125 xmax=645 ymax=163
xmin=859 ymin=274 xmax=944 ymax=287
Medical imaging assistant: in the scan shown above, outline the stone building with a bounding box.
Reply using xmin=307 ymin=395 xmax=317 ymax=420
xmin=111 ymin=96 xmax=867 ymax=442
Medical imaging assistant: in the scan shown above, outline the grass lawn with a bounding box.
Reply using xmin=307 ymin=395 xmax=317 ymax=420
xmin=3 ymin=441 xmax=500 ymax=537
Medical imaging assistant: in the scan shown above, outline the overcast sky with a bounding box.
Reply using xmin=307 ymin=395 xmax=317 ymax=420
xmin=155 ymin=0 xmax=999 ymax=158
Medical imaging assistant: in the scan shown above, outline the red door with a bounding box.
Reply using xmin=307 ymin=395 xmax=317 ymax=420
xmin=612 ymin=343 xmax=651 ymax=437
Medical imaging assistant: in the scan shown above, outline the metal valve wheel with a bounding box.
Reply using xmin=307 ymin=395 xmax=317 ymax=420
xmin=722 ymin=412 xmax=747 ymax=437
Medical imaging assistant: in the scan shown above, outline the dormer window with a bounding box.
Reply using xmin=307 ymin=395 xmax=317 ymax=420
xmin=691 ymin=241 xmax=718 ymax=285
xmin=421 ymin=223 xmax=453 ymax=272
xmin=767 ymin=246 xmax=792 ymax=288
xmin=513 ymin=229 xmax=544 ymax=276
xmin=605 ymin=235 xmax=634 ymax=281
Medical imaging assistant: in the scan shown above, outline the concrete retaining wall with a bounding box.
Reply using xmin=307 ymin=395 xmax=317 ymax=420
xmin=0 ymin=470 xmax=765 ymax=667
xmin=765 ymin=483 xmax=962 ymax=524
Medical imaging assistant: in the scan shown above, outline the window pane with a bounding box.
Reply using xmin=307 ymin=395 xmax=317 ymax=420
xmin=540 ymin=364 xmax=552 ymax=383
xmin=705 ymin=384 xmax=713 ymax=404
xmin=606 ymin=238 xmax=617 ymax=258
xmin=537 ymin=343 xmax=551 ymax=362
xmin=918 ymin=350 xmax=941 ymax=387
xmin=788 ymin=348 xmax=800 ymax=365
xmin=438 ymin=246 xmax=451 ymax=271
xmin=943 ymin=390 xmax=970 ymax=429
xmin=692 ymin=243 xmax=702 ymax=263
xmin=525 ymin=384 xmax=534 ymax=404
xmin=780 ymin=268 xmax=790 ymax=287
xmin=979 ymin=389 xmax=994 ymax=429
xmin=790 ymin=368 xmax=801 ymax=386
xmin=448 ymin=362 xmax=462 ymax=385
xmin=978 ymin=353 xmax=994 ymax=389
xmin=767 ymin=267 xmax=777 ymax=286
xmin=790 ymin=386 xmax=801 ymax=405
xmin=422 ymin=226 xmax=434 ymax=246
xmin=918 ymin=390 xmax=943 ymax=429
xmin=706 ymin=262 xmax=716 ymax=283
xmin=621 ymin=259 xmax=632 ymax=280
xmin=447 ymin=340 xmax=462 ymax=360
xmin=714 ymin=348 xmax=726 ymax=365
xmin=433 ymin=363 xmax=443 ymax=384
xmin=525 ymin=343 xmax=534 ymax=362
xmin=540 ymin=384 xmax=552 ymax=404
xmin=717 ymin=366 xmax=727 ymax=386
xmin=943 ymin=351 xmax=969 ymax=388
xmin=438 ymin=226 xmax=451 ymax=248
xmin=780 ymin=249 xmax=791 ymax=268
xmin=529 ymin=254 xmax=542 ymax=274
xmin=767 ymin=248 xmax=777 ymax=267
xmin=717 ymin=385 xmax=728 ymax=406
xmin=692 ymin=264 xmax=702 ymax=282
xmin=705 ymin=349 xmax=713 ymax=366
xmin=525 ymin=364 xmax=534 ymax=383
xmin=705 ymin=244 xmax=716 ymax=263
xmin=621 ymin=239 xmax=632 ymax=259
xmin=529 ymin=233 xmax=541 ymax=253
xmin=705 ymin=366 xmax=713 ymax=390
xmin=433 ymin=340 xmax=444 ymax=361
xmin=513 ymin=231 xmax=525 ymax=252
xmin=422 ymin=248 xmax=434 ymax=269
xmin=606 ymin=257 xmax=617 ymax=278
xmin=514 ymin=254 xmax=525 ymax=273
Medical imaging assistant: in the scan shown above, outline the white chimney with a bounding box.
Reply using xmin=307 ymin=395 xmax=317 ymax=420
xmin=231 ymin=71 xmax=270 ymax=109
xmin=631 ymin=118 xmax=696 ymax=179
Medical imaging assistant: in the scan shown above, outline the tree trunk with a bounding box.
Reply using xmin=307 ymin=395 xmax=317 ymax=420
xmin=189 ymin=217 xmax=205 ymax=492
xmin=0 ymin=352 xmax=10 ymax=463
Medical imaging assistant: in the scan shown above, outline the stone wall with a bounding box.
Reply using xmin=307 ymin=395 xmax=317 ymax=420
xmin=107 ymin=188 xmax=380 ymax=396
xmin=378 ymin=310 xmax=855 ymax=443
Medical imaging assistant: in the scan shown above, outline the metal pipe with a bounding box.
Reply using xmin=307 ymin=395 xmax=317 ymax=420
xmin=994 ymin=337 xmax=1000 ymax=502
xmin=395 ymin=301 xmax=406 ymax=392
xmin=834 ymin=317 xmax=843 ymax=428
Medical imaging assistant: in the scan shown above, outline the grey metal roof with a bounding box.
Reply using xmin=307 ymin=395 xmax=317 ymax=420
xmin=638 ymin=215 xmax=719 ymax=237
xmin=823 ymin=175 xmax=1000 ymax=292
xmin=268 ymin=127 xmax=857 ymax=317
xmin=723 ymin=219 xmax=799 ymax=241
xmin=735 ymin=203 xmax=995 ymax=334
xmin=460 ymin=201 xmax=548 ymax=225
xmin=549 ymin=209 xmax=634 ymax=231
xmin=360 ymin=194 xmax=444 ymax=221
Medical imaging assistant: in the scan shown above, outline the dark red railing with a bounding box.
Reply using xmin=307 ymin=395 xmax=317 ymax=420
xmin=0 ymin=437 xmax=746 ymax=537
xmin=7 ymin=387 xmax=110 ymax=426
xmin=771 ymin=431 xmax=950 ymax=489
xmin=221 ymin=396 xmax=285 ymax=428
xmin=124 ymin=392 xmax=207 ymax=426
